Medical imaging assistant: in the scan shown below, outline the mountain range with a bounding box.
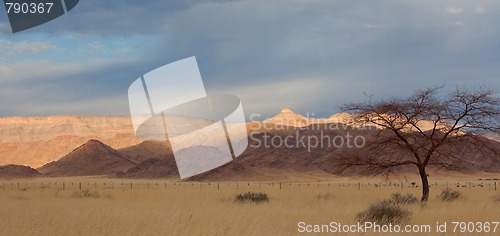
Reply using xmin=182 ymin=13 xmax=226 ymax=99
xmin=0 ymin=108 xmax=498 ymax=180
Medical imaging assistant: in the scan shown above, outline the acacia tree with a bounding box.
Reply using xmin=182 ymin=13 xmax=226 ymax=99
xmin=341 ymin=86 xmax=500 ymax=202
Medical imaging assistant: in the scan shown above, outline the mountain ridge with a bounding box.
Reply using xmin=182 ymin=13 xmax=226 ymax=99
xmin=0 ymin=110 xmax=498 ymax=179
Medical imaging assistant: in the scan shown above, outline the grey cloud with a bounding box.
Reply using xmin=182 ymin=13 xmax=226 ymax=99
xmin=0 ymin=0 xmax=499 ymax=118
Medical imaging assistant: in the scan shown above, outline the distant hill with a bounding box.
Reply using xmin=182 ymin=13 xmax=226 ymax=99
xmin=115 ymin=141 xmax=179 ymax=178
xmin=0 ymin=115 xmax=140 ymax=168
xmin=38 ymin=139 xmax=136 ymax=177
xmin=266 ymin=108 xmax=309 ymax=127
xmin=115 ymin=158 xmax=178 ymax=178
xmin=117 ymin=141 xmax=172 ymax=164
xmin=484 ymin=131 xmax=500 ymax=142
xmin=0 ymin=164 xmax=42 ymax=178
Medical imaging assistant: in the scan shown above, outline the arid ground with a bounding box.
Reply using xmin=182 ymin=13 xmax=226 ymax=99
xmin=0 ymin=177 xmax=498 ymax=236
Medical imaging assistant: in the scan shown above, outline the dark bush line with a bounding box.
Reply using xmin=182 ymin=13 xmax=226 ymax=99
xmin=234 ymin=192 xmax=269 ymax=203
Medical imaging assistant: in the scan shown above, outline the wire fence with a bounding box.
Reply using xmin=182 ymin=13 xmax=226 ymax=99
xmin=0 ymin=180 xmax=496 ymax=191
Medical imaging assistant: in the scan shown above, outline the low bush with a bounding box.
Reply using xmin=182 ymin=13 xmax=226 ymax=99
xmin=234 ymin=192 xmax=269 ymax=203
xmin=439 ymin=188 xmax=462 ymax=202
xmin=356 ymin=200 xmax=412 ymax=225
xmin=71 ymin=190 xmax=100 ymax=198
xmin=316 ymin=193 xmax=336 ymax=200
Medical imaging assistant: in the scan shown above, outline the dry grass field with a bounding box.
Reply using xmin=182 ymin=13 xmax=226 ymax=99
xmin=0 ymin=178 xmax=498 ymax=236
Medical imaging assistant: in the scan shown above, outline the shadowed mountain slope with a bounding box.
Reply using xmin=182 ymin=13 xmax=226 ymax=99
xmin=0 ymin=164 xmax=42 ymax=178
xmin=38 ymin=140 xmax=136 ymax=177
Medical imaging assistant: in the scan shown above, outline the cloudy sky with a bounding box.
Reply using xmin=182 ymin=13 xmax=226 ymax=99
xmin=0 ymin=0 xmax=499 ymax=119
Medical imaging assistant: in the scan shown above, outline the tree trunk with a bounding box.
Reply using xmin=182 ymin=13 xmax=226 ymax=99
xmin=419 ymin=167 xmax=429 ymax=202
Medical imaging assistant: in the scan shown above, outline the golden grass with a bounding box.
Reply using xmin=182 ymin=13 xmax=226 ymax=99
xmin=0 ymin=178 xmax=498 ymax=236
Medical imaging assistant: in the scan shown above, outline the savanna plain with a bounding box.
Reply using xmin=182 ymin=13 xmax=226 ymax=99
xmin=0 ymin=178 xmax=499 ymax=236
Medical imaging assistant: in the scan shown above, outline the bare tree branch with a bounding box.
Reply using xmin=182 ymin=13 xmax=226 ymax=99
xmin=340 ymin=85 xmax=500 ymax=202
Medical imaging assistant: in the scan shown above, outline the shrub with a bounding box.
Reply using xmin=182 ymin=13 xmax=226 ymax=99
xmin=439 ymin=188 xmax=462 ymax=202
xmin=356 ymin=200 xmax=412 ymax=225
xmin=12 ymin=195 xmax=30 ymax=201
xmin=234 ymin=192 xmax=269 ymax=203
xmin=72 ymin=190 xmax=100 ymax=198
xmin=390 ymin=193 xmax=418 ymax=205
xmin=316 ymin=193 xmax=336 ymax=200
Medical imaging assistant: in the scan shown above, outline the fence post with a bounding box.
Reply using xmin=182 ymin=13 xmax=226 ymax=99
xmin=495 ymin=182 xmax=497 ymax=191
xmin=217 ymin=182 xmax=220 ymax=190
xmin=79 ymin=183 xmax=82 ymax=190
xmin=358 ymin=182 xmax=361 ymax=190
xmin=280 ymin=183 xmax=282 ymax=190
